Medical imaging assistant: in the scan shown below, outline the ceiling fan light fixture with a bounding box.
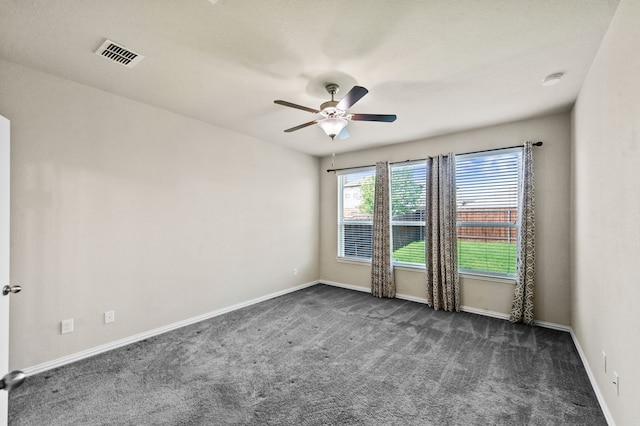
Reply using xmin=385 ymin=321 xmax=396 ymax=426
xmin=318 ymin=118 xmax=348 ymax=140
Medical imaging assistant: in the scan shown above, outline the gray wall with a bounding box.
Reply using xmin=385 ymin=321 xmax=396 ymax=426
xmin=0 ymin=59 xmax=320 ymax=369
xmin=320 ymin=112 xmax=572 ymax=325
xmin=572 ymin=0 xmax=639 ymax=423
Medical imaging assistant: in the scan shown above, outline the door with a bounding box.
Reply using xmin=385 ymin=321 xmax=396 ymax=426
xmin=1 ymin=114 xmax=24 ymax=426
xmin=0 ymin=114 xmax=9 ymax=426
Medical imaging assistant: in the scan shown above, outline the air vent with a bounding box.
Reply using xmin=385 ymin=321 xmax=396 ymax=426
xmin=95 ymin=39 xmax=144 ymax=68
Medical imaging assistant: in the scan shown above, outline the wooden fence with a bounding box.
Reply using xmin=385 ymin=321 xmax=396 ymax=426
xmin=457 ymin=208 xmax=518 ymax=243
xmin=342 ymin=208 xmax=519 ymax=254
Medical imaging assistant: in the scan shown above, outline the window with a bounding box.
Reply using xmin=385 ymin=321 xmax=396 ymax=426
xmin=391 ymin=163 xmax=426 ymax=266
xmin=338 ymin=168 xmax=375 ymax=260
xmin=337 ymin=164 xmax=427 ymax=264
xmin=336 ymin=148 xmax=521 ymax=278
xmin=456 ymin=149 xmax=521 ymax=277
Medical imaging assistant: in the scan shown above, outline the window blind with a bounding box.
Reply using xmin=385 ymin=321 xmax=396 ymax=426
xmin=456 ymin=148 xmax=521 ymax=276
xmin=391 ymin=162 xmax=427 ymax=266
xmin=338 ymin=168 xmax=375 ymax=260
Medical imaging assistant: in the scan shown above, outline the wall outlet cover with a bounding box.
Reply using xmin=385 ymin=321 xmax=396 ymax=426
xmin=61 ymin=319 xmax=74 ymax=334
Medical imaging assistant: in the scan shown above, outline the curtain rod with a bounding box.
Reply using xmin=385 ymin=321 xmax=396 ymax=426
xmin=326 ymin=141 xmax=543 ymax=173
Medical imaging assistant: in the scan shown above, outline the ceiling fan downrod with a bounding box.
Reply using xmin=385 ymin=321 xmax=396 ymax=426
xmin=321 ymin=84 xmax=340 ymax=111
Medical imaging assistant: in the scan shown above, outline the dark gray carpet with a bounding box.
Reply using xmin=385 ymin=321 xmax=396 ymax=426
xmin=9 ymin=284 xmax=606 ymax=425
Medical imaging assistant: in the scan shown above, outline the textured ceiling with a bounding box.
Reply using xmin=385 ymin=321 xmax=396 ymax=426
xmin=0 ymin=0 xmax=620 ymax=156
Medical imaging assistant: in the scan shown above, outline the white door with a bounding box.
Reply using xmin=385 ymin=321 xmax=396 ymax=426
xmin=1 ymin=114 xmax=24 ymax=426
xmin=0 ymin=114 xmax=9 ymax=426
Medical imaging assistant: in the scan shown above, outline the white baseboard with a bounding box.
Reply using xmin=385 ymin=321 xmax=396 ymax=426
xmin=23 ymin=279 xmax=614 ymax=426
xmin=321 ymin=280 xmax=565 ymax=328
xmin=320 ymin=280 xmax=371 ymax=294
xmin=459 ymin=305 xmax=510 ymax=321
xmin=321 ymin=279 xmax=433 ymax=305
xmin=23 ymin=280 xmax=319 ymax=376
xmin=569 ymin=329 xmax=616 ymax=426
xmin=534 ymin=319 xmax=571 ymax=332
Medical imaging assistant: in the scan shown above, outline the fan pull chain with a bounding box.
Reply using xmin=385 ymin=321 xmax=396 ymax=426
xmin=331 ymin=152 xmax=335 ymax=169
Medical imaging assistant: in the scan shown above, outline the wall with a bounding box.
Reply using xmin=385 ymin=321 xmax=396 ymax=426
xmin=571 ymin=0 xmax=639 ymax=423
xmin=320 ymin=113 xmax=572 ymax=324
xmin=0 ymin=59 xmax=320 ymax=369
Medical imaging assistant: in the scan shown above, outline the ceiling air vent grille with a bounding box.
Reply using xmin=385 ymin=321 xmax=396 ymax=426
xmin=95 ymin=39 xmax=144 ymax=68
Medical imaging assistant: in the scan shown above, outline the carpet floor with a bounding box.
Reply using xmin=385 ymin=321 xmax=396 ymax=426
xmin=9 ymin=284 xmax=606 ymax=425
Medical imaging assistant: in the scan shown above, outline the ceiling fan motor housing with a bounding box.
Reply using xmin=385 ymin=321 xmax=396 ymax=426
xmin=320 ymin=100 xmax=339 ymax=112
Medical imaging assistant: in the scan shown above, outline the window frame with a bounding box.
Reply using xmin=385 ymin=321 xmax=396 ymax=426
xmin=455 ymin=148 xmax=522 ymax=279
xmin=390 ymin=161 xmax=427 ymax=268
xmin=337 ymin=166 xmax=376 ymax=262
xmin=335 ymin=148 xmax=522 ymax=280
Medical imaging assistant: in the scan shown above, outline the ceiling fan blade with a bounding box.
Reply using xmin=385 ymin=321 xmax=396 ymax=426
xmin=350 ymin=113 xmax=397 ymax=122
xmin=274 ymin=100 xmax=320 ymax=114
xmin=338 ymin=127 xmax=350 ymax=140
xmin=284 ymin=120 xmax=318 ymax=132
xmin=336 ymin=86 xmax=368 ymax=110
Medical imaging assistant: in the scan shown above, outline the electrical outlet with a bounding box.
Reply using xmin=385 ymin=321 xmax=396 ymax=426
xmin=613 ymin=372 xmax=619 ymax=396
xmin=602 ymin=351 xmax=607 ymax=372
xmin=293 ymin=268 xmax=298 ymax=276
xmin=61 ymin=319 xmax=74 ymax=334
xmin=104 ymin=310 xmax=115 ymax=324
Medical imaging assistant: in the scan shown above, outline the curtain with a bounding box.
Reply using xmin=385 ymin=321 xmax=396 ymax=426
xmin=510 ymin=142 xmax=536 ymax=324
xmin=371 ymin=161 xmax=395 ymax=298
xmin=425 ymin=154 xmax=459 ymax=311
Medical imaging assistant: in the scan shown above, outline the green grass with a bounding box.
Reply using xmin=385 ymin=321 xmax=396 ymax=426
xmin=393 ymin=240 xmax=517 ymax=275
xmin=393 ymin=241 xmax=426 ymax=264
xmin=457 ymin=240 xmax=517 ymax=275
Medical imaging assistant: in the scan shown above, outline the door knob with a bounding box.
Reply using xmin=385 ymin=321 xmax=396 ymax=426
xmin=0 ymin=371 xmax=26 ymax=391
xmin=2 ymin=285 xmax=21 ymax=296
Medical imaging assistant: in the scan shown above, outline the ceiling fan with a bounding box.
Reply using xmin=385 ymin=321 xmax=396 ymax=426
xmin=274 ymin=84 xmax=397 ymax=140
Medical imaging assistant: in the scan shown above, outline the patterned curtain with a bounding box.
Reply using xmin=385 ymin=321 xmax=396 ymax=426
xmin=425 ymin=154 xmax=459 ymax=311
xmin=371 ymin=161 xmax=395 ymax=298
xmin=510 ymin=142 xmax=536 ymax=324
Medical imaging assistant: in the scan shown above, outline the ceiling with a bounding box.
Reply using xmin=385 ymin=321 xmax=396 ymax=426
xmin=0 ymin=0 xmax=620 ymax=157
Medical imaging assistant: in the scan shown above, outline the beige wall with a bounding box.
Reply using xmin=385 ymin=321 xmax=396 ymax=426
xmin=320 ymin=113 xmax=572 ymax=324
xmin=572 ymin=0 xmax=639 ymax=423
xmin=0 ymin=59 xmax=320 ymax=369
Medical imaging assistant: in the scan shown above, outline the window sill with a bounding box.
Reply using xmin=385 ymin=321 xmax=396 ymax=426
xmin=336 ymin=259 xmax=426 ymax=272
xmin=336 ymin=257 xmax=371 ymax=266
xmin=394 ymin=263 xmax=425 ymax=272
xmin=459 ymin=272 xmax=516 ymax=285
xmin=392 ymin=267 xmax=516 ymax=285
xmin=336 ymin=258 xmax=517 ymax=285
